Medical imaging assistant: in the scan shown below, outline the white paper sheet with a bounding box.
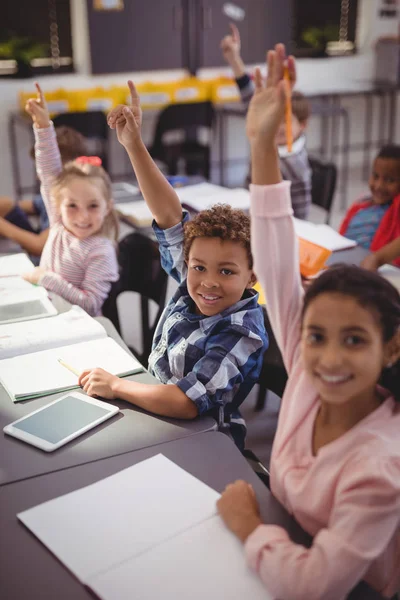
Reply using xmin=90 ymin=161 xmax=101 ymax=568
xmin=115 ymin=200 xmax=153 ymax=226
xmin=379 ymin=264 xmax=400 ymax=292
xmin=89 ymin=515 xmax=271 ymax=600
xmin=294 ymin=219 xmax=356 ymax=251
xmin=0 ymin=253 xmax=34 ymax=277
xmin=176 ymin=183 xmax=250 ymax=212
xmin=0 ymin=306 xmax=106 ymax=360
xmin=0 ymin=336 xmax=143 ymax=400
xmin=18 ymin=455 xmax=221 ymax=583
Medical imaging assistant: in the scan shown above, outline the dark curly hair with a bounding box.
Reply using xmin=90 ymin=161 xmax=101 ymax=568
xmin=183 ymin=204 xmax=252 ymax=268
xmin=302 ymin=264 xmax=400 ymax=401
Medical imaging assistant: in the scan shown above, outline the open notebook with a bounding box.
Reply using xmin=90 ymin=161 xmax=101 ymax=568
xmin=293 ymin=219 xmax=356 ymax=252
xmin=18 ymin=454 xmax=270 ymax=600
xmin=0 ymin=306 xmax=143 ymax=400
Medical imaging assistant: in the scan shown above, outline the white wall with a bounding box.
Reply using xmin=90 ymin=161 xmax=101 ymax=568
xmin=1 ymin=0 xmax=398 ymax=201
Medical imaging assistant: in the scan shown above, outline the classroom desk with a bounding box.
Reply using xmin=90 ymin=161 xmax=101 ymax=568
xmin=0 ymin=316 xmax=216 ymax=487
xmin=0 ymin=431 xmax=385 ymax=600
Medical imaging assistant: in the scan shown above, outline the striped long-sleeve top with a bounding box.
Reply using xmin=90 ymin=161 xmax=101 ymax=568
xmin=237 ymin=73 xmax=312 ymax=220
xmin=35 ymin=124 xmax=119 ymax=316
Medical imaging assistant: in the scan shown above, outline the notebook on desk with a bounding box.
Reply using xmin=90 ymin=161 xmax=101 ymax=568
xmin=0 ymin=336 xmax=143 ymax=402
xmin=293 ymin=219 xmax=356 ymax=252
xmin=18 ymin=454 xmax=271 ymax=600
xmin=0 ymin=252 xmax=35 ymax=277
xmin=176 ymin=182 xmax=251 ymax=212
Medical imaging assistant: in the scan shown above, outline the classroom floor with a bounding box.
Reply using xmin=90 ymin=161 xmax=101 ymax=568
xmin=241 ymin=165 xmax=369 ymax=469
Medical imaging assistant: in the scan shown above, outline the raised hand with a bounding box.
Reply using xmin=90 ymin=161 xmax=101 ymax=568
xmin=25 ymin=83 xmax=50 ymax=129
xmin=107 ymin=80 xmax=142 ymax=150
xmin=246 ymin=44 xmax=296 ymax=145
xmin=220 ymin=22 xmax=241 ymax=64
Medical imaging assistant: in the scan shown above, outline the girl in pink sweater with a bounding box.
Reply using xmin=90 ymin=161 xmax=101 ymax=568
xmin=217 ymin=45 xmax=400 ymax=599
xmin=23 ymin=84 xmax=119 ymax=316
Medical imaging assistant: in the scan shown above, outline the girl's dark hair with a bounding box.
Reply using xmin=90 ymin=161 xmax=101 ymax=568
xmin=302 ymin=264 xmax=400 ymax=401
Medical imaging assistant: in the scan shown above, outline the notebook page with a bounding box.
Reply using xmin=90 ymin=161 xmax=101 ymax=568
xmin=177 ymin=186 xmax=250 ymax=212
xmin=18 ymin=455 xmax=220 ymax=583
xmin=0 ymin=306 xmax=106 ymax=360
xmin=294 ymin=219 xmax=356 ymax=251
xmin=89 ymin=515 xmax=271 ymax=600
xmin=175 ymin=182 xmax=231 ymax=204
xmin=379 ymin=264 xmax=400 ymax=292
xmin=0 ymin=253 xmax=34 ymax=277
xmin=0 ymin=337 xmax=143 ymax=401
xmin=115 ymin=200 xmax=153 ymax=226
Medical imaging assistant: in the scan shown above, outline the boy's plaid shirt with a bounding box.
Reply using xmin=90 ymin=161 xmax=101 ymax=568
xmin=148 ymin=213 xmax=268 ymax=450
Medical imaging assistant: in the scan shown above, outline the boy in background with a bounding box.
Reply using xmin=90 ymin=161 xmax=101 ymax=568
xmin=221 ymin=23 xmax=312 ymax=219
xmin=0 ymin=126 xmax=87 ymax=259
xmin=340 ymin=145 xmax=400 ymax=266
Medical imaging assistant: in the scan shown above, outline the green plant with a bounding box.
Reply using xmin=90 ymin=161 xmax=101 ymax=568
xmin=0 ymin=36 xmax=49 ymax=64
xmin=301 ymin=24 xmax=340 ymax=50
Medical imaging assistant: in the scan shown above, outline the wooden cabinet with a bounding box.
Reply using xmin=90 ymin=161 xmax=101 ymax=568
xmin=86 ymin=0 xmax=292 ymax=74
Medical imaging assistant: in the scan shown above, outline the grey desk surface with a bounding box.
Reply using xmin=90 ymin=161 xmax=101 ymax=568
xmin=0 ymin=316 xmax=216 ymax=487
xmin=0 ymin=432 xmax=382 ymax=600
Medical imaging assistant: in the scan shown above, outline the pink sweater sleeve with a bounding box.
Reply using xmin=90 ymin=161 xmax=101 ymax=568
xmin=250 ymin=181 xmax=303 ymax=372
xmin=39 ymin=240 xmax=119 ymax=316
xmin=34 ymin=123 xmax=62 ymax=227
xmin=244 ymin=457 xmax=400 ymax=600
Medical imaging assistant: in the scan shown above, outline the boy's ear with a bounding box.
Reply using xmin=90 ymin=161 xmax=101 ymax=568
xmin=384 ymin=328 xmax=400 ymax=368
xmin=299 ymin=120 xmax=308 ymax=133
xmin=247 ymin=272 xmax=257 ymax=288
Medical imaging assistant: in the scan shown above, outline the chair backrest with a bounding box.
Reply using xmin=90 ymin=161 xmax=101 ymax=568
xmin=52 ymin=111 xmax=109 ymax=169
xmin=150 ymin=101 xmax=215 ymax=178
xmin=308 ymin=155 xmax=338 ymax=224
xmin=102 ymin=232 xmax=168 ymax=364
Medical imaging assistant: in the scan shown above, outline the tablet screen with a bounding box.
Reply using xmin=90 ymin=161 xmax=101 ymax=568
xmin=13 ymin=395 xmax=111 ymax=444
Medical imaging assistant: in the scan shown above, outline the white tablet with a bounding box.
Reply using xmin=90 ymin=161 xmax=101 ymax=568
xmin=3 ymin=392 xmax=119 ymax=452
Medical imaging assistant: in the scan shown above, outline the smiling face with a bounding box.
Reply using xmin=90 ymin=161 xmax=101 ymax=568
xmin=58 ymin=177 xmax=110 ymax=240
xmin=301 ymin=292 xmax=390 ymax=407
xmin=368 ymin=157 xmax=400 ymax=206
xmin=186 ymin=236 xmax=255 ymax=316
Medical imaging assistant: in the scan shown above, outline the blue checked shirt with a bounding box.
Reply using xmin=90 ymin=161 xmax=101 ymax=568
xmin=148 ymin=212 xmax=268 ymax=450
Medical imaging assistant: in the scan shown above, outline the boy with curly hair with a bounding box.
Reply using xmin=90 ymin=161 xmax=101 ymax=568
xmin=78 ymin=81 xmax=268 ymax=450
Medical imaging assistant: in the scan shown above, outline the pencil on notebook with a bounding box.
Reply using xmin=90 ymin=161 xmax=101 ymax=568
xmin=283 ymin=64 xmax=293 ymax=153
xmin=58 ymin=358 xmax=80 ymax=377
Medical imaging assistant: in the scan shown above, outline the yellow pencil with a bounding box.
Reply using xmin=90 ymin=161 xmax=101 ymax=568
xmin=58 ymin=358 xmax=80 ymax=377
xmin=283 ymin=64 xmax=293 ymax=153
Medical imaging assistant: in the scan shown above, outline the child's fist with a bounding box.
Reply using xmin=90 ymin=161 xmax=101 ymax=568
xmin=107 ymin=80 xmax=142 ymax=150
xmin=25 ymin=83 xmax=50 ymax=129
xmin=220 ymin=23 xmax=241 ymax=64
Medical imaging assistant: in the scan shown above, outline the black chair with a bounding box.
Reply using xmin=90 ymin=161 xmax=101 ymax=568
xmin=102 ymin=232 xmax=168 ymax=366
xmin=255 ymin=311 xmax=288 ymax=412
xmin=308 ymin=155 xmax=338 ymax=224
xmin=149 ymin=101 xmax=215 ymax=179
xmin=52 ymin=111 xmax=109 ymax=170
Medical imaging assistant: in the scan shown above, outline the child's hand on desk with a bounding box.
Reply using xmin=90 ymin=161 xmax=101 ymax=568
xmin=25 ymin=83 xmax=51 ymax=129
xmin=217 ymin=480 xmax=262 ymax=543
xmin=23 ymin=266 xmax=46 ymax=285
xmin=361 ymin=253 xmax=381 ymax=271
xmin=246 ymin=44 xmax=295 ymax=144
xmin=79 ymin=368 xmax=119 ymax=400
xmin=107 ymin=80 xmax=142 ymax=151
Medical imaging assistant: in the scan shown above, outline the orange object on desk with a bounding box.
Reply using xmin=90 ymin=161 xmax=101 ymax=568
xmin=253 ymin=239 xmax=331 ymax=304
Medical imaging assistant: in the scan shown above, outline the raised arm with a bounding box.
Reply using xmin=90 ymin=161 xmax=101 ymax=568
xmin=107 ymin=81 xmax=182 ymax=230
xmin=247 ymin=46 xmax=304 ymax=370
xmin=25 ymin=84 xmax=62 ymax=227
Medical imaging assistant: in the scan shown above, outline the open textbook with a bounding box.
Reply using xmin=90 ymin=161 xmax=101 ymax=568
xmin=0 ymin=306 xmax=143 ymax=401
xmin=293 ymin=218 xmax=356 ymax=252
xmin=18 ymin=454 xmax=271 ymax=600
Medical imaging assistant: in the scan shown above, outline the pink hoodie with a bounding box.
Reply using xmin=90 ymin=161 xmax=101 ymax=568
xmin=246 ymin=181 xmax=400 ymax=600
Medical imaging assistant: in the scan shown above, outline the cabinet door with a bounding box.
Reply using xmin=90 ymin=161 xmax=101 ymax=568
xmin=198 ymin=0 xmax=292 ymax=68
xmin=87 ymin=0 xmax=186 ymax=74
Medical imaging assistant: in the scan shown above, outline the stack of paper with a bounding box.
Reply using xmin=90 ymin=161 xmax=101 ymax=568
xmin=293 ymin=219 xmax=357 ymax=252
xmin=176 ymin=182 xmax=250 ymax=212
xmin=18 ymin=454 xmax=270 ymax=600
xmin=379 ymin=264 xmax=400 ymax=292
xmin=115 ymin=200 xmax=153 ymax=228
